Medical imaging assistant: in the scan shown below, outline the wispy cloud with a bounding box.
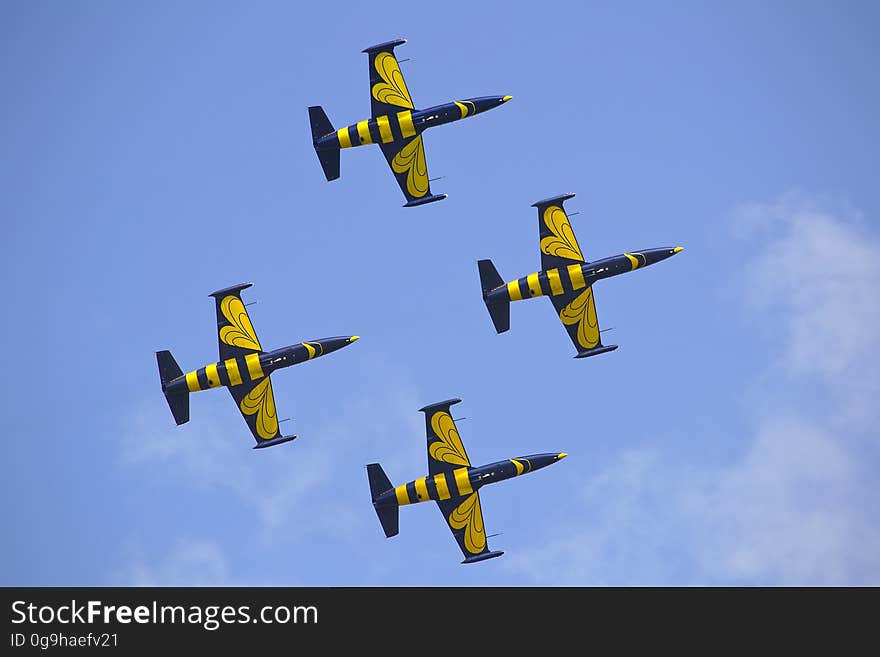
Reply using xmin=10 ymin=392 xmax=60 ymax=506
xmin=508 ymin=193 xmax=880 ymax=585
xmin=117 ymin=357 xmax=425 ymax=583
xmin=122 ymin=539 xmax=232 ymax=587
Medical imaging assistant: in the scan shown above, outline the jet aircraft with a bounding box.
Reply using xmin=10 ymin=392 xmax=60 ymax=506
xmin=156 ymin=283 xmax=359 ymax=448
xmin=308 ymin=38 xmax=511 ymax=207
xmin=478 ymin=193 xmax=683 ymax=358
xmin=367 ymin=398 xmax=566 ymax=563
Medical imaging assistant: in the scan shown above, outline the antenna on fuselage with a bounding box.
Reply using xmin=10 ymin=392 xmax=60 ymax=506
xmin=454 ymin=417 xmax=467 ymax=422
xmin=487 ymin=532 xmax=503 ymax=539
xmin=279 ymin=417 xmax=292 ymax=423
xmin=245 ymin=300 xmax=258 ymax=307
xmin=429 ymin=176 xmax=445 ymax=182
xmin=397 ymin=58 xmax=411 ymax=63
xmin=600 ymin=327 xmax=615 ymax=333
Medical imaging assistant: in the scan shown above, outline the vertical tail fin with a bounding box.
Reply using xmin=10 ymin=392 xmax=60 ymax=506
xmin=308 ymin=106 xmax=340 ymax=181
xmin=477 ymin=259 xmax=510 ymax=333
xmin=156 ymin=350 xmax=190 ymax=425
xmin=366 ymin=463 xmax=399 ymax=538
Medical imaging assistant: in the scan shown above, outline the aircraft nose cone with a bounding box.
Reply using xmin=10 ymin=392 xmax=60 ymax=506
xmin=673 ymin=246 xmax=683 ymax=254
xmin=501 ymin=95 xmax=512 ymax=103
xmin=557 ymin=453 xmax=568 ymax=460
xmin=348 ymin=335 xmax=360 ymax=343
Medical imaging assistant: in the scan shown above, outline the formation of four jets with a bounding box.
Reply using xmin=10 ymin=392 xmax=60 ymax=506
xmin=156 ymin=39 xmax=683 ymax=563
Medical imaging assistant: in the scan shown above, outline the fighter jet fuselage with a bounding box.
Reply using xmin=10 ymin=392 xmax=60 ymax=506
xmin=485 ymin=247 xmax=683 ymax=307
xmin=313 ymin=96 xmax=511 ymax=153
xmin=162 ymin=336 xmax=358 ymax=398
xmin=372 ymin=452 xmax=566 ymax=509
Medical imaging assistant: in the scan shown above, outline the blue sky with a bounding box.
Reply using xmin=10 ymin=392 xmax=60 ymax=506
xmin=2 ymin=1 xmax=878 ymax=585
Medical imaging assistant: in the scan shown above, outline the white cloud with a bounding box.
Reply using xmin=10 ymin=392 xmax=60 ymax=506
xmin=123 ymin=539 xmax=231 ymax=586
xmin=508 ymin=194 xmax=880 ymax=585
xmin=119 ymin=357 xmax=424 ymax=546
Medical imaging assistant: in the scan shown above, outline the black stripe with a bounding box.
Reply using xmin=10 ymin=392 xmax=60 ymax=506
xmin=196 ymin=368 xmax=210 ymax=390
xmin=559 ymin=265 xmax=574 ymax=292
xmin=425 ymin=476 xmax=438 ymax=501
xmin=405 ymin=481 xmax=418 ymax=504
xmin=367 ymin=119 xmax=381 ymax=143
xmin=389 ymin=113 xmax=403 ymax=141
xmin=347 ymin=125 xmax=357 ymax=146
xmin=518 ymin=278 xmax=530 ymax=299
xmin=217 ymin=362 xmax=230 ymax=387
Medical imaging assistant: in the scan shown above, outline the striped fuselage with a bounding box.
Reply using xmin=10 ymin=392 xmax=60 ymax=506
xmin=375 ymin=453 xmax=562 ymax=508
xmin=314 ymin=97 xmax=507 ymax=152
xmin=487 ymin=250 xmax=672 ymax=305
xmin=162 ymin=337 xmax=354 ymax=396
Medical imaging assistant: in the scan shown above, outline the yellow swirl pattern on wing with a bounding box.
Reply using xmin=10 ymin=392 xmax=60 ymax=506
xmin=239 ymin=377 xmax=278 ymax=439
xmin=448 ymin=493 xmax=486 ymax=554
xmin=560 ymin=287 xmax=600 ymax=349
xmin=371 ymin=52 xmax=414 ymax=109
xmin=219 ymin=295 xmax=262 ymax=352
xmin=391 ymin=136 xmax=429 ymax=198
xmin=429 ymin=411 xmax=470 ymax=467
xmin=540 ymin=205 xmax=584 ymax=262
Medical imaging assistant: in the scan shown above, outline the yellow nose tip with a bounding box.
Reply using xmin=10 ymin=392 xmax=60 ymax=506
xmin=557 ymin=453 xmax=568 ymax=459
xmin=673 ymin=246 xmax=683 ymax=253
xmin=502 ymin=95 xmax=512 ymax=102
xmin=349 ymin=336 xmax=359 ymax=342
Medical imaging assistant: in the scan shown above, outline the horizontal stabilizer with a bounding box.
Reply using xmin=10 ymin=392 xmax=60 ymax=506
xmin=477 ymin=260 xmax=509 ymax=333
xmin=367 ymin=463 xmax=399 ymax=537
xmin=574 ymin=344 xmax=619 ymax=359
xmin=403 ymin=193 xmax=447 ymax=208
xmin=156 ymin=350 xmax=189 ymax=425
xmin=252 ymin=434 xmax=297 ymax=449
xmin=462 ymin=550 xmax=504 ymax=565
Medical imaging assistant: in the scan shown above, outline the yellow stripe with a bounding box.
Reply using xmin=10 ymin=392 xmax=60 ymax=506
xmin=205 ymin=363 xmax=221 ymax=388
xmin=433 ymin=473 xmax=451 ymax=500
xmin=245 ymin=353 xmax=264 ymax=380
xmin=567 ymin=263 xmax=586 ymax=290
xmin=547 ymin=268 xmax=564 ymax=295
xmin=376 ymin=115 xmax=393 ymax=143
xmin=337 ymin=127 xmax=351 ymax=149
xmin=185 ymin=371 xmax=201 ymax=392
xmin=507 ymin=280 xmax=523 ymax=301
xmin=224 ymin=358 xmax=242 ymax=386
xmin=625 ymin=253 xmax=640 ymax=270
xmin=395 ymin=484 xmax=410 ymax=506
xmin=397 ymin=110 xmax=415 ymax=138
xmin=527 ymin=272 xmax=542 ymax=298
xmin=356 ymin=120 xmax=372 ymax=145
xmin=414 ymin=477 xmax=429 ymax=502
xmin=453 ymin=468 xmax=473 ymax=496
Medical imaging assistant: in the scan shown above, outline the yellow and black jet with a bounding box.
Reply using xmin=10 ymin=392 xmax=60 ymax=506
xmin=156 ymin=283 xmax=359 ymax=449
xmin=367 ymin=399 xmax=566 ymax=564
xmin=478 ymin=193 xmax=684 ymax=358
xmin=308 ymin=38 xmax=511 ymax=207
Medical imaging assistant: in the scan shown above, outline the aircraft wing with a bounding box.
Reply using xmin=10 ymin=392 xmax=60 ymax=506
xmin=208 ymin=283 xmax=289 ymax=445
xmin=226 ymin=374 xmax=283 ymax=444
xmin=531 ymin=195 xmax=616 ymax=356
xmin=419 ymin=399 xmax=503 ymax=563
xmin=534 ymin=193 xmax=586 ymax=271
xmin=379 ymin=135 xmax=443 ymax=206
xmin=209 ymin=283 xmax=264 ymax=362
xmin=548 ymin=285 xmax=605 ymax=354
xmin=363 ymin=39 xmax=415 ymax=119
xmin=436 ymin=492 xmax=501 ymax=563
xmin=420 ymin=398 xmax=471 ymax=477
